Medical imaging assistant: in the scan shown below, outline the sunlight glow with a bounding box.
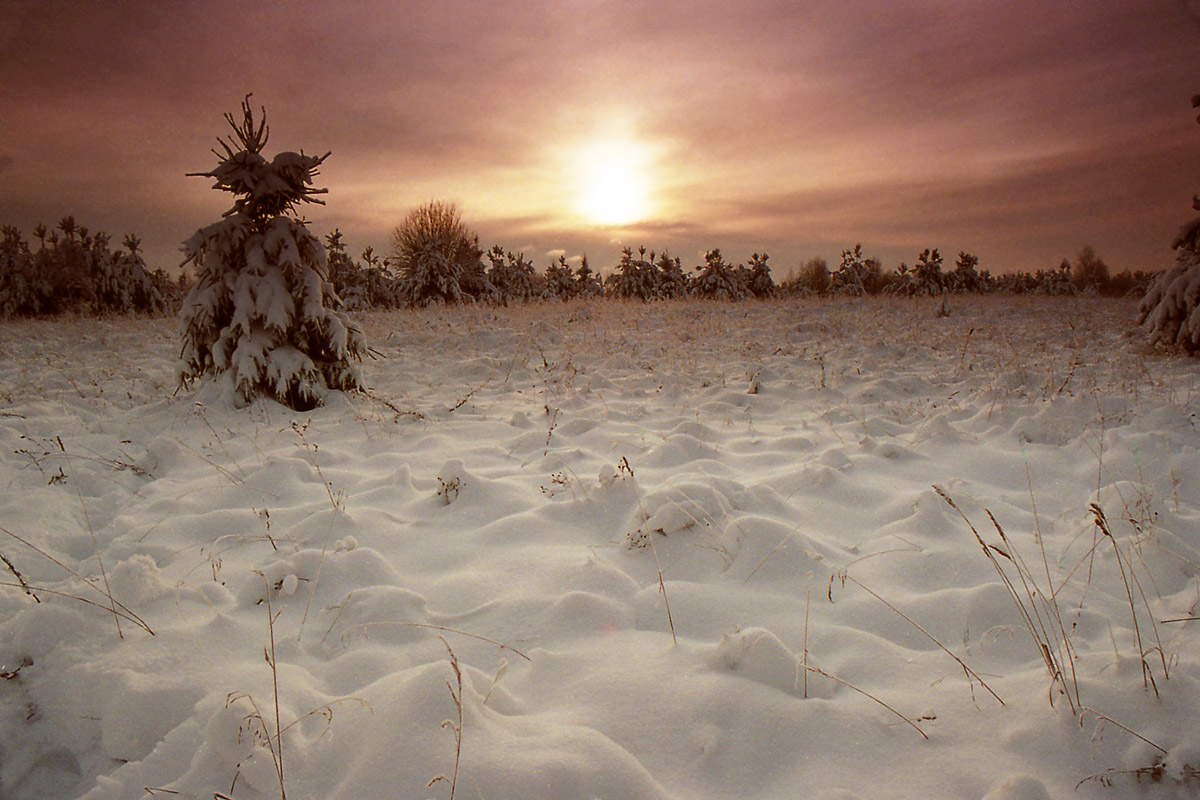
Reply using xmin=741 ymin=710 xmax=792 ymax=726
xmin=575 ymin=138 xmax=654 ymax=226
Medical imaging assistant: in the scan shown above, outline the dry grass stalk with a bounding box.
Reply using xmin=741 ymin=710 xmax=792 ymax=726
xmin=619 ymin=456 xmax=678 ymax=645
xmin=1089 ymin=503 xmax=1170 ymax=691
xmin=1 ymin=551 xmax=39 ymax=602
xmin=346 ymin=621 xmax=531 ymax=661
xmin=428 ymin=637 xmax=464 ymax=800
xmin=935 ymin=486 xmax=1080 ymax=713
xmin=57 ymin=439 xmax=123 ymax=639
xmin=1079 ymin=706 xmax=1166 ymax=757
xmin=802 ymin=579 xmax=811 ymax=699
xmin=0 ymin=525 xmax=154 ymax=635
xmin=832 ymin=571 xmax=1004 ymax=706
xmin=798 ymin=663 xmax=928 ymax=740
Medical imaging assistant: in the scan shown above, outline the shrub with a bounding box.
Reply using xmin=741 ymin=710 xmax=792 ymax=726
xmin=178 ymin=97 xmax=365 ymax=410
xmin=1071 ymin=245 xmax=1110 ymax=293
xmin=830 ymin=244 xmax=881 ymax=296
xmin=390 ymin=201 xmax=480 ymax=306
xmin=793 ymin=257 xmax=830 ymax=295
xmin=575 ymin=255 xmax=602 ymax=298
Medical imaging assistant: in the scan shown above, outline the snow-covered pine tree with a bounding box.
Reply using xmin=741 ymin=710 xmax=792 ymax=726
xmin=542 ymin=255 xmax=578 ymax=301
xmin=0 ymin=226 xmax=45 ymax=317
xmin=746 ymin=252 xmax=777 ymax=299
xmin=691 ymin=249 xmax=745 ymax=300
xmin=655 ymin=251 xmax=689 ymax=299
xmin=93 ymin=234 xmax=168 ymax=315
xmin=575 ymin=254 xmax=602 ymax=298
xmin=1139 ymin=94 xmax=1200 ymax=353
xmin=485 ymin=246 xmax=536 ymax=304
xmin=178 ymin=97 xmax=365 ymax=410
xmin=606 ymin=246 xmax=657 ymax=301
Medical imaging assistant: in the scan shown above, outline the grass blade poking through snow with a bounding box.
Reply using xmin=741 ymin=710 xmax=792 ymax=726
xmin=831 ymin=571 xmax=1004 ymax=707
xmin=935 ymin=486 xmax=1080 ymax=713
xmin=428 ymin=637 xmax=464 ymax=800
xmin=1089 ymin=503 xmax=1170 ymax=691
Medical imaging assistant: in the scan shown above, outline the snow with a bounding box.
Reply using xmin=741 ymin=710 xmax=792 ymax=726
xmin=1 ymin=296 xmax=1199 ymax=799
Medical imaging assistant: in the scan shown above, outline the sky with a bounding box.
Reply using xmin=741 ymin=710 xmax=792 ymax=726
xmin=2 ymin=0 xmax=1199 ymax=278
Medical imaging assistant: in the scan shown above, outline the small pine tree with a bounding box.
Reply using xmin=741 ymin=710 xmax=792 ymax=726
xmin=485 ymin=246 xmax=536 ymax=304
xmin=654 ymin=251 xmax=689 ymax=299
xmin=542 ymin=255 xmax=577 ymax=301
xmin=607 ymin=246 xmax=658 ymax=301
xmin=1139 ymin=94 xmax=1200 ymax=352
xmin=746 ymin=252 xmax=777 ymax=298
xmin=830 ymin=244 xmax=870 ymax=296
xmin=691 ymin=249 xmax=745 ymax=300
xmin=575 ymin=254 xmax=602 ymax=298
xmin=178 ymin=97 xmax=365 ymax=410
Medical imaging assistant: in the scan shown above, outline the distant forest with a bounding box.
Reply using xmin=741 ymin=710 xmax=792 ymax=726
xmin=0 ymin=208 xmax=1161 ymax=319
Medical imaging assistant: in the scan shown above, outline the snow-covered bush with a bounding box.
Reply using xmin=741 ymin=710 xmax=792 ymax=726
xmin=391 ymin=201 xmax=480 ymax=306
xmin=0 ymin=225 xmax=47 ymax=316
xmin=887 ymin=248 xmax=944 ymax=297
xmin=655 ymin=252 xmax=689 ymax=299
xmin=178 ymin=98 xmax=365 ymax=410
xmin=1140 ymin=199 xmax=1200 ymax=352
xmin=947 ymin=251 xmax=988 ymax=293
xmin=1 ymin=222 xmax=170 ymax=316
xmin=1139 ymin=95 xmax=1200 ymax=353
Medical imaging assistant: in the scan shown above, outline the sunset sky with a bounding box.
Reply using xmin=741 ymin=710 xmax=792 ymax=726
xmin=2 ymin=0 xmax=1199 ymax=277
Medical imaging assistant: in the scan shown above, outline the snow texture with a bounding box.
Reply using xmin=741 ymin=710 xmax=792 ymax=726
xmin=1 ymin=297 xmax=1199 ymax=800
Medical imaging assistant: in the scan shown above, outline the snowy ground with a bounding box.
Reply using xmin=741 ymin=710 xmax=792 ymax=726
xmin=1 ymin=296 xmax=1199 ymax=800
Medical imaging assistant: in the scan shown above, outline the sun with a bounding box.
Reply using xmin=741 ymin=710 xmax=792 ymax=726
xmin=575 ymin=139 xmax=653 ymax=226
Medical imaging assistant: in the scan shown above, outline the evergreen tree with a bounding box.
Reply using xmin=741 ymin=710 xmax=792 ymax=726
xmin=542 ymin=255 xmax=578 ymax=300
xmin=691 ymin=248 xmax=745 ymax=300
xmin=485 ymin=246 xmax=536 ymax=304
xmin=746 ymin=252 xmax=777 ymax=298
xmin=178 ymin=97 xmax=365 ymax=410
xmin=1140 ymin=90 xmax=1200 ymax=353
xmin=655 ymin=251 xmax=689 ymax=298
xmin=575 ymin=254 xmax=602 ymax=298
xmin=607 ymin=246 xmax=658 ymax=301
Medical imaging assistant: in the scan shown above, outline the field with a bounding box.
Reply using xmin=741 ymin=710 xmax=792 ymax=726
xmin=1 ymin=295 xmax=1199 ymax=800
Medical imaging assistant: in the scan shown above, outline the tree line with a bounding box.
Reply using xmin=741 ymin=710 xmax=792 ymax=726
xmin=0 ymin=203 xmax=1159 ymax=321
xmin=0 ymin=217 xmax=183 ymax=316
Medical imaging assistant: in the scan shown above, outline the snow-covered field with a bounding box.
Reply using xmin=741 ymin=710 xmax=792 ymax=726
xmin=1 ymin=296 xmax=1199 ymax=800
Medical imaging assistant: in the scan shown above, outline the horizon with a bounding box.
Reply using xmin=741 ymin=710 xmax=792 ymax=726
xmin=2 ymin=0 xmax=1198 ymax=277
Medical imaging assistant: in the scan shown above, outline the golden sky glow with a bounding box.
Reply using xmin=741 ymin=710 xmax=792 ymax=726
xmin=1 ymin=0 xmax=1198 ymax=275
